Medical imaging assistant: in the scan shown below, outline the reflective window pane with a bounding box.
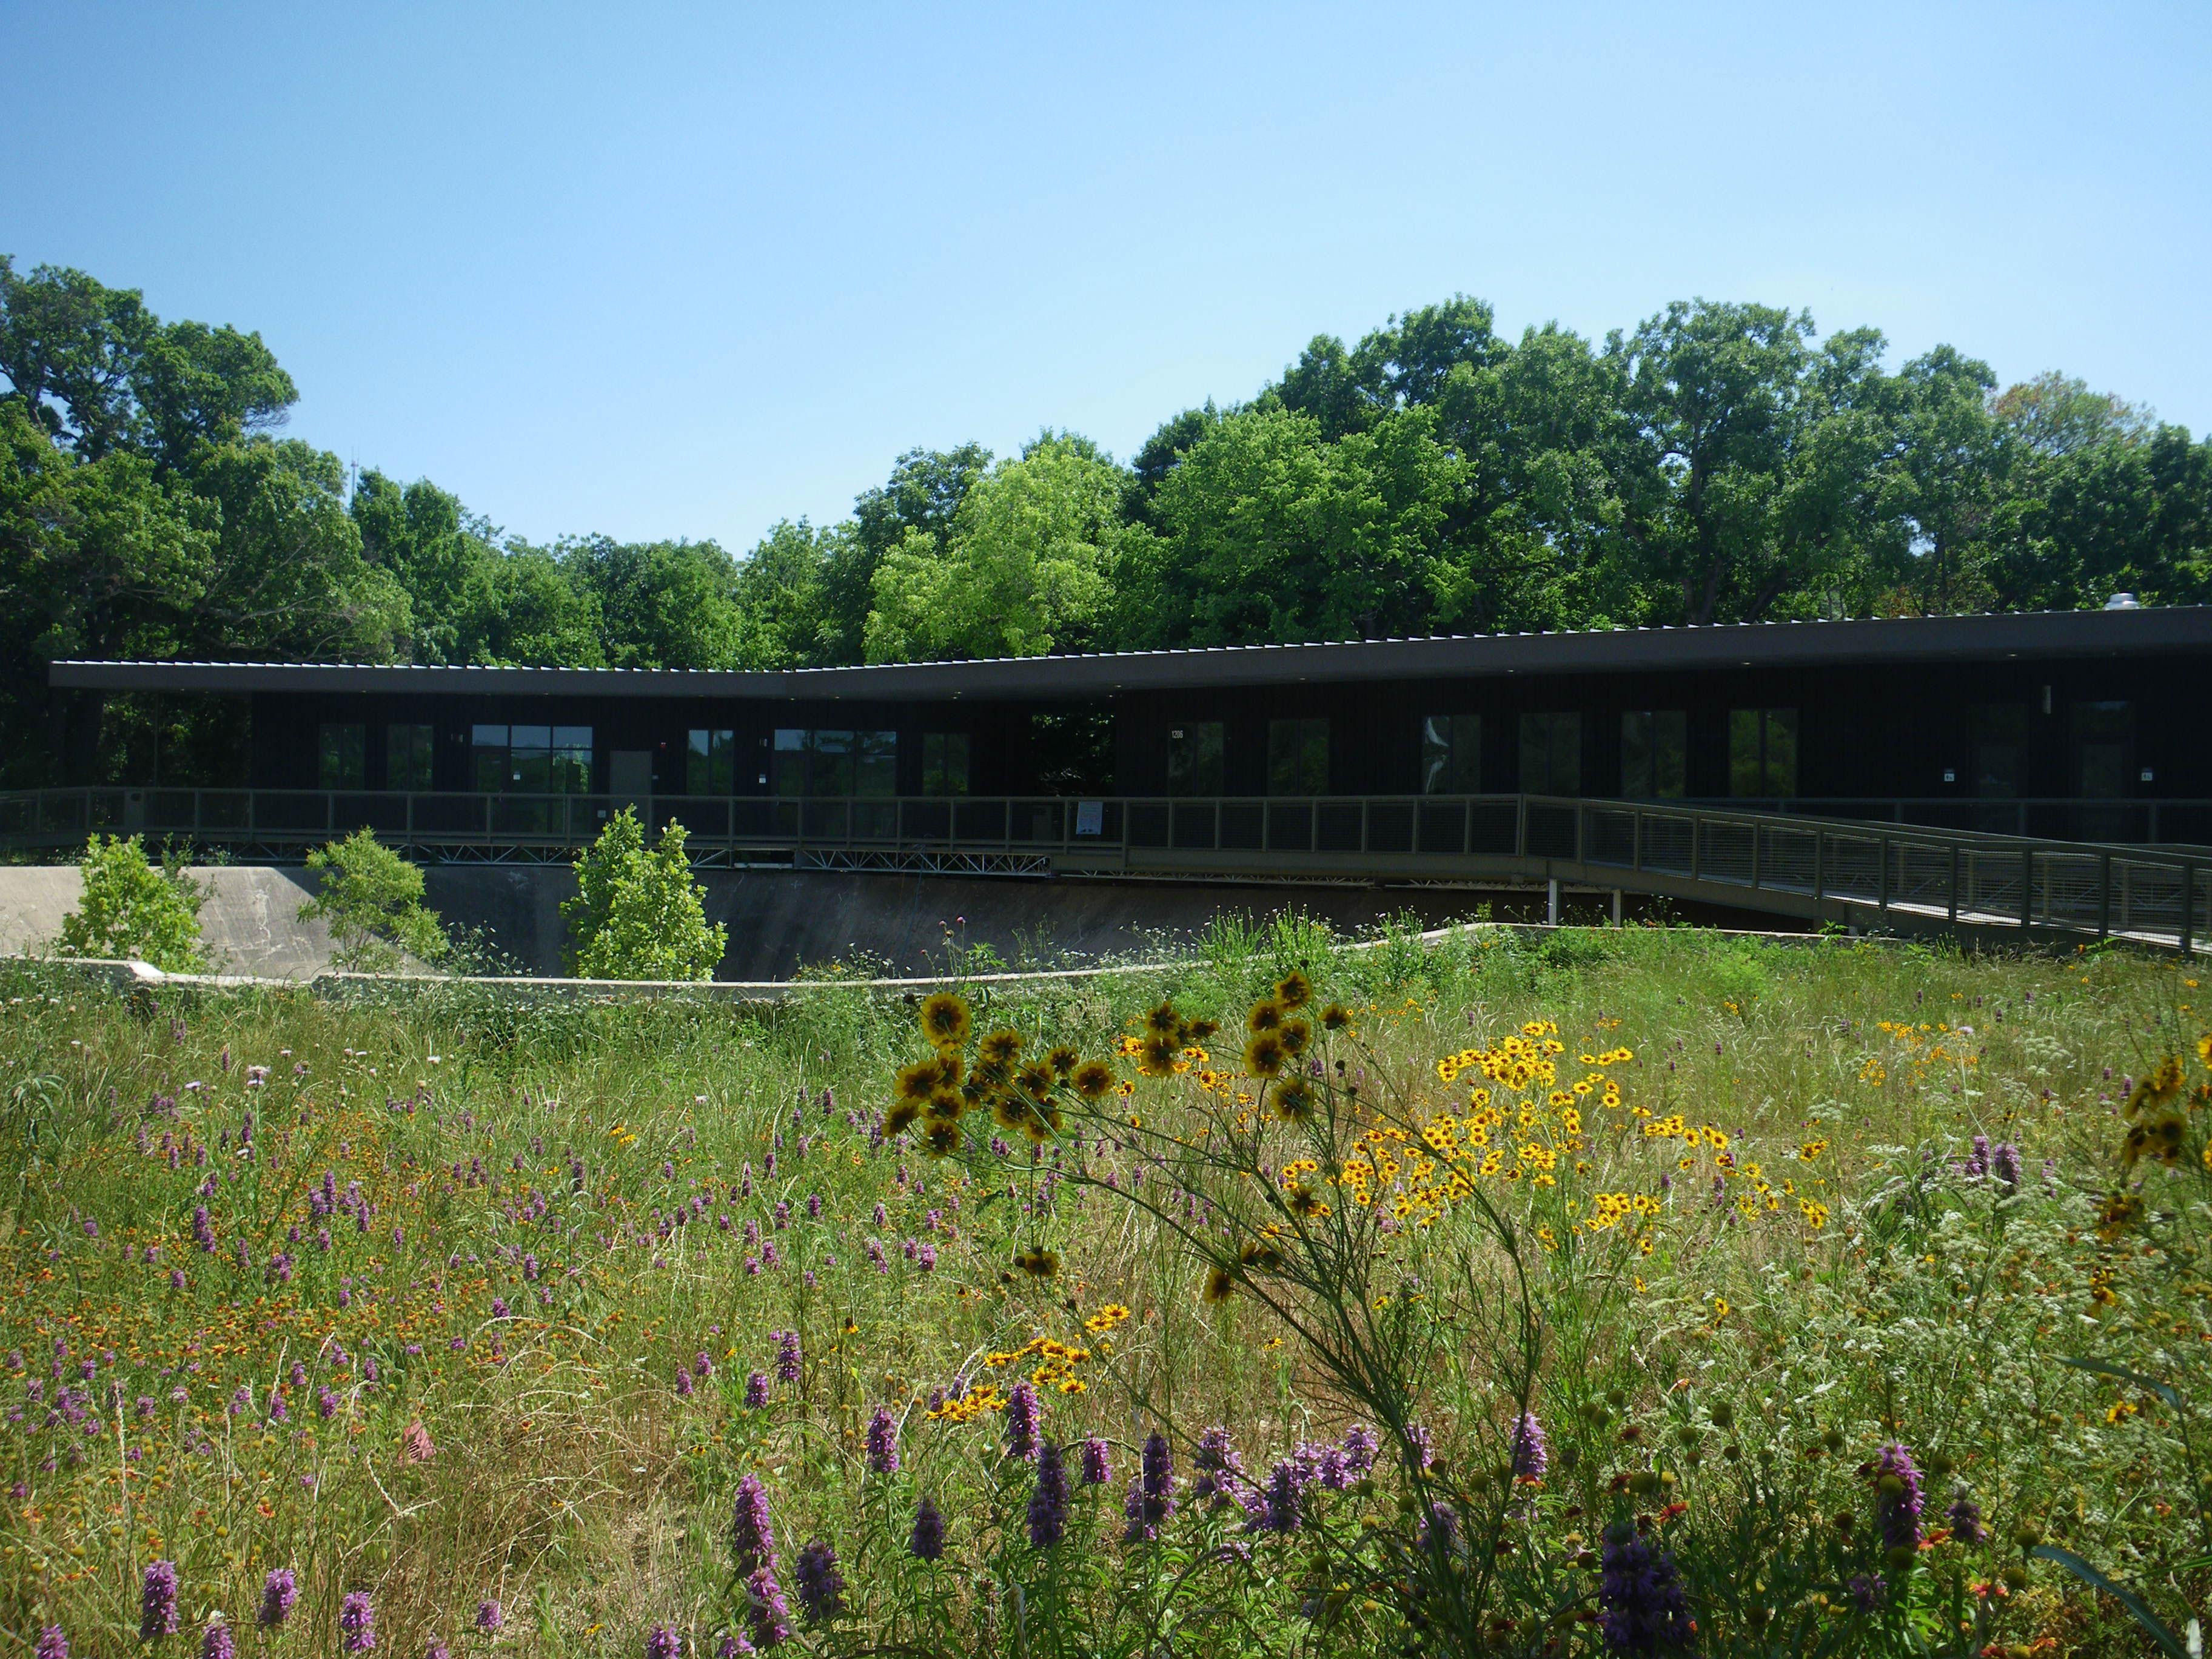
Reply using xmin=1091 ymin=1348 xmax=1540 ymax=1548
xmin=1267 ymin=719 xmax=1329 ymax=795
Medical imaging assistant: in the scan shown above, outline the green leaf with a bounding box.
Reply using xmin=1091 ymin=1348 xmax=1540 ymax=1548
xmin=2030 ymin=1544 xmax=2190 ymax=1659
xmin=2059 ymin=1355 xmax=2184 ymax=1410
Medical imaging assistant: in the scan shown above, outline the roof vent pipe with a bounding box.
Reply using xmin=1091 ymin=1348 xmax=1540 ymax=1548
xmin=2105 ymin=592 xmax=2141 ymax=609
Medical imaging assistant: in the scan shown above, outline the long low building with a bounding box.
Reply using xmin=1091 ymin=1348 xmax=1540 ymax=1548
xmin=38 ymin=602 xmax=2212 ymax=843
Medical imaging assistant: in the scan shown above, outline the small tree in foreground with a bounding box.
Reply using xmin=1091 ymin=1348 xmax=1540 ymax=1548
xmin=562 ymin=808 xmax=726 ymax=980
xmin=55 ymin=834 xmax=206 ymax=971
xmin=298 ymin=828 xmax=450 ymax=971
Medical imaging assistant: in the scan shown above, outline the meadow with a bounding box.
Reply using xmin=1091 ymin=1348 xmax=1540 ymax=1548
xmin=1 ymin=920 xmax=2207 ymax=1658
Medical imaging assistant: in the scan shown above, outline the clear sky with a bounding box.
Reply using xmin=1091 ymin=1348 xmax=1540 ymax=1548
xmin=5 ymin=2 xmax=2207 ymax=554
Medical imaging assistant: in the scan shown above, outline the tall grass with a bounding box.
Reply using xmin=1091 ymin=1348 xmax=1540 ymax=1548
xmin=0 ymin=925 xmax=2202 ymax=1655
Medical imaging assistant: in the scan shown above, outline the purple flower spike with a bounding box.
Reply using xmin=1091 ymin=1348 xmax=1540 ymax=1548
xmin=909 ymin=1494 xmax=946 ymax=1561
xmin=1028 ymin=1441 xmax=1069 ymax=1547
xmin=1599 ymin=1524 xmax=1694 ymax=1649
xmin=866 ymin=1406 xmax=899 ymax=1475
xmin=1080 ymin=1435 xmax=1112 ymax=1486
xmin=201 ymin=1620 xmax=235 ymax=1659
xmin=340 ymin=1589 xmax=376 ymax=1651
xmin=743 ymin=1567 xmax=791 ymax=1649
xmin=644 ymin=1626 xmax=682 ymax=1659
xmin=1510 ymin=1410 xmax=1549 ymax=1480
xmin=259 ymin=1567 xmax=297 ymax=1627
xmin=1005 ymin=1381 xmax=1042 ymax=1462
xmin=729 ymin=1473 xmax=776 ymax=1573
xmin=794 ymin=1539 xmax=845 ymax=1623
xmin=1872 ymin=1441 xmax=1925 ymax=1553
xmin=141 ymin=1560 xmax=180 ymax=1640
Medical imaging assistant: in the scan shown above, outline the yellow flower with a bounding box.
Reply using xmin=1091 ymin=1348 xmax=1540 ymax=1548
xmin=919 ymin=992 xmax=972 ymax=1048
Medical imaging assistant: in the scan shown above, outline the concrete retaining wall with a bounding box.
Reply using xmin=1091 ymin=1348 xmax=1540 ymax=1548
xmin=0 ymin=862 xmax=1725 ymax=982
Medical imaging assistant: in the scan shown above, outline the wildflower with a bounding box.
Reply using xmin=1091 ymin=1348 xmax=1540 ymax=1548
xmin=909 ymin=1495 xmax=947 ymax=1561
xmin=743 ymin=1567 xmax=791 ymax=1649
xmin=1598 ymin=1523 xmax=1694 ymax=1649
xmin=340 ymin=1590 xmax=376 ymax=1652
xmin=142 ymin=1560 xmax=180 ymax=1639
xmin=645 ymin=1625 xmax=682 ymax=1659
xmin=401 ymin=1419 xmax=435 ymax=1463
xmin=730 ymin=1473 xmax=776 ymax=1573
xmin=1510 ymin=1411 xmax=1549 ymax=1481
xmin=1847 ymin=1571 xmax=1886 ymax=1611
xmin=1244 ymin=1032 xmax=1287 ymax=1078
xmin=918 ymin=992 xmax=971 ymax=1048
xmin=1946 ymin=1493 xmax=1988 ymax=1547
xmin=1872 ymin=1441 xmax=1925 ymax=1555
xmin=774 ymin=1332 xmax=801 ymax=1384
xmin=259 ymin=1567 xmax=298 ymax=1627
xmin=1261 ymin=1458 xmax=1304 ymax=1533
xmin=793 ymin=1540 xmax=845 ymax=1623
xmin=1275 ymin=970 xmax=1312 ymax=1009
xmin=1248 ymin=999 xmax=1285 ymax=1034
xmin=1202 ymin=1263 xmax=1236 ymax=1302
xmin=37 ymin=1629 xmax=67 ymax=1659
xmin=1071 ymin=1059 xmax=1115 ymax=1099
xmin=1991 ymin=1141 xmax=2023 ymax=1188
xmin=477 ymin=1600 xmax=503 ymax=1635
xmin=200 ymin=1619 xmax=234 ymax=1659
xmin=1341 ymin=1424 xmax=1378 ymax=1475
xmin=1417 ymin=1501 xmax=1459 ymax=1557
xmin=1005 ymin=1381 xmax=1042 ymax=1461
xmin=1081 ymin=1435 xmax=1113 ymax=1486
xmin=1028 ymin=1441 xmax=1070 ymax=1546
xmin=744 ymin=1372 xmax=770 ymax=1409
xmin=1193 ymin=1426 xmax=1246 ymax=1506
xmin=866 ymin=1407 xmax=900 ymax=1475
xmin=1272 ymin=1078 xmax=1317 ymax=1123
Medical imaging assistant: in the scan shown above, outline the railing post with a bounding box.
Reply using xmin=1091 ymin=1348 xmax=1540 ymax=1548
xmin=1812 ymin=828 xmax=1824 ymax=907
xmin=1690 ymin=812 xmax=1701 ymax=883
xmin=1750 ymin=823 xmax=1761 ymax=891
xmin=2020 ymin=850 xmax=2034 ymax=933
xmin=1878 ymin=833 xmax=1889 ymax=914
xmin=2099 ymin=853 xmax=2111 ymax=939
xmin=1948 ymin=843 xmax=1959 ymax=923
xmin=2184 ymin=862 xmax=2197 ymax=956
xmin=1632 ymin=808 xmax=1643 ymax=871
xmin=1515 ymin=795 xmax=1528 ymax=859
xmin=1574 ymin=802 xmax=1585 ymax=865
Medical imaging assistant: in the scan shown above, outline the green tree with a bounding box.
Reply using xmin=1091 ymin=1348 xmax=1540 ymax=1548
xmin=53 ymin=834 xmax=204 ymax=971
xmin=562 ymin=809 xmax=725 ymax=980
xmin=820 ymin=443 xmax=993 ymax=664
xmin=351 ymin=470 xmax=503 ymax=663
xmin=866 ymin=435 xmax=1130 ymax=661
xmin=565 ymin=535 xmax=746 ymax=668
xmin=734 ymin=517 xmax=844 ymax=668
xmin=298 ymin=829 xmax=449 ymax=972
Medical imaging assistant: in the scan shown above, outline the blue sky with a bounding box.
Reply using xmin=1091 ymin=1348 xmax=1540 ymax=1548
xmin=5 ymin=2 xmax=2208 ymax=553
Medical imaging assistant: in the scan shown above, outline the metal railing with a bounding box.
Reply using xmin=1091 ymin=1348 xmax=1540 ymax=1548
xmin=1 ymin=785 xmax=2203 ymax=950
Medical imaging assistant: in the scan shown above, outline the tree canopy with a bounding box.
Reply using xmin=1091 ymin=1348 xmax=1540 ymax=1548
xmin=4 ymin=255 xmax=2208 ymax=786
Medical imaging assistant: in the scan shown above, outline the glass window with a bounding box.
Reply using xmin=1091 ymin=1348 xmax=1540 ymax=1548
xmin=1970 ymin=704 xmax=2026 ymax=798
xmin=2073 ymin=700 xmax=2133 ymax=798
xmin=922 ymin=732 xmax=971 ymax=796
xmin=471 ymin=724 xmax=508 ymax=793
xmin=552 ymin=726 xmax=592 ymax=794
xmin=687 ymin=729 xmax=736 ymax=795
xmin=1729 ymin=708 xmax=1799 ymax=797
xmin=772 ymin=729 xmax=808 ymax=797
xmin=386 ymin=724 xmax=433 ymax=791
xmin=318 ymin=723 xmax=366 ymax=790
xmin=1267 ymin=719 xmax=1329 ymax=796
xmin=1421 ymin=714 xmax=1481 ymax=794
xmin=1165 ymin=722 xmax=1224 ymax=796
xmin=1620 ymin=711 xmax=1686 ymax=799
xmin=1518 ymin=712 xmax=1581 ymax=796
xmin=507 ymin=725 xmax=553 ymax=793
xmin=853 ymin=730 xmax=897 ymax=797
xmin=809 ymin=730 xmax=855 ymax=797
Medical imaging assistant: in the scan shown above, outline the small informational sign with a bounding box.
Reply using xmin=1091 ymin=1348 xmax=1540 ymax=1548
xmin=1075 ymin=800 xmax=1104 ymax=837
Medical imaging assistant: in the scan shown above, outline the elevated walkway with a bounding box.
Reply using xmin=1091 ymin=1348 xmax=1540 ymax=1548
xmin=2 ymin=788 xmax=2203 ymax=953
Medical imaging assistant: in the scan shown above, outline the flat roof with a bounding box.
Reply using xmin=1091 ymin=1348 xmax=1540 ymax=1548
xmin=47 ymin=605 xmax=2212 ymax=702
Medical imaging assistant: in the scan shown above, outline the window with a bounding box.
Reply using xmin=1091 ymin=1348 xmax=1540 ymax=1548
xmin=1267 ymin=719 xmax=1329 ymax=795
xmin=1620 ymin=711 xmax=1686 ymax=799
xmin=1728 ymin=708 xmax=1799 ymax=797
xmin=2072 ymin=701 xmax=2133 ymax=798
xmin=1969 ymin=704 xmax=2026 ymax=798
xmin=1165 ymin=722 xmax=1224 ymax=796
xmin=318 ymin=723 xmax=366 ymax=790
xmin=1421 ymin=714 xmax=1481 ymax=794
xmin=386 ymin=724 xmax=433 ymax=791
xmin=686 ymin=728 xmax=736 ymax=795
xmin=470 ymin=725 xmax=592 ymax=793
xmin=771 ymin=729 xmax=897 ymax=796
xmin=922 ymin=732 xmax=971 ymax=796
xmin=1518 ymin=713 xmax=1581 ymax=796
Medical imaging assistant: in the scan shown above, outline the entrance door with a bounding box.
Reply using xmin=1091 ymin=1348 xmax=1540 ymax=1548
xmin=609 ymin=750 xmax=653 ymax=806
xmin=2071 ymin=701 xmax=2133 ymax=840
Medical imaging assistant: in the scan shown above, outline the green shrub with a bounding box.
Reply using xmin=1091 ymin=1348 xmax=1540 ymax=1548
xmin=562 ymin=808 xmax=726 ymax=980
xmin=53 ymin=833 xmax=205 ymax=971
xmin=298 ymin=828 xmax=450 ymax=971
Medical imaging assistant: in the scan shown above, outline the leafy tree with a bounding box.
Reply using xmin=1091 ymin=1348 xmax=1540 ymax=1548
xmin=1121 ymin=404 xmax=1459 ymax=647
xmin=484 ymin=546 xmax=605 ymax=666
xmin=820 ymin=444 xmax=993 ymax=664
xmin=297 ymin=829 xmax=449 ymax=971
xmin=734 ymin=518 xmax=843 ymax=668
xmin=866 ymin=435 xmax=1129 ymax=660
xmin=564 ymin=535 xmax=746 ymax=669
xmin=53 ymin=834 xmax=204 ymax=971
xmin=562 ymin=808 xmax=726 ymax=980
xmin=351 ymin=470 xmax=503 ymax=663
